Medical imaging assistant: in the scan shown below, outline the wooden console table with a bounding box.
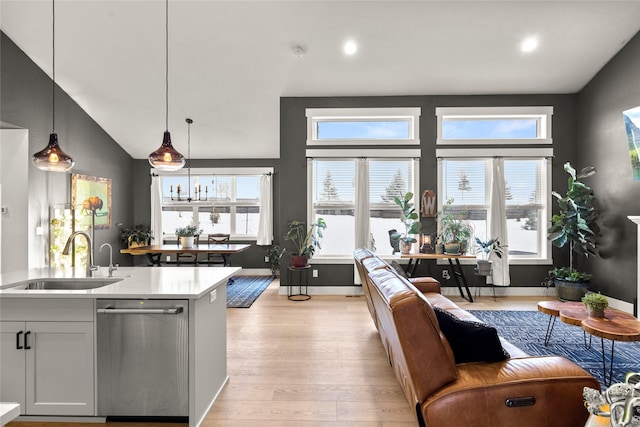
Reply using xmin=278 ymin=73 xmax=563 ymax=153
xmin=121 ymin=244 xmax=250 ymax=266
xmin=401 ymin=253 xmax=476 ymax=302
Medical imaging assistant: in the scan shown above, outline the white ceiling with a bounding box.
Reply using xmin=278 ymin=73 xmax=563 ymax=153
xmin=2 ymin=1 xmax=639 ymax=160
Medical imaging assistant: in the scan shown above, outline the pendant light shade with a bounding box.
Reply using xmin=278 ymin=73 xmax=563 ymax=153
xmin=32 ymin=132 xmax=75 ymax=172
xmin=32 ymin=0 xmax=74 ymax=172
xmin=148 ymin=131 xmax=185 ymax=171
xmin=148 ymin=0 xmax=185 ymax=171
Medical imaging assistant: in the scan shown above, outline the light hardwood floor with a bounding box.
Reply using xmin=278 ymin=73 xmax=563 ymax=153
xmin=8 ymin=280 xmax=541 ymax=427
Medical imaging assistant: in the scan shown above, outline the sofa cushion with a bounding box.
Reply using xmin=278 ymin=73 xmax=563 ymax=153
xmin=390 ymin=260 xmax=409 ymax=278
xmin=433 ymin=306 xmax=509 ymax=364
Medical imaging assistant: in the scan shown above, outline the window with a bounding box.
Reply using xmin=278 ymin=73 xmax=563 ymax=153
xmin=310 ymin=158 xmax=419 ymax=257
xmin=439 ymin=157 xmax=550 ymax=262
xmin=307 ymin=107 xmax=421 ymax=146
xmin=436 ymin=106 xmax=553 ymax=145
xmin=436 ymin=106 xmax=553 ymax=264
xmin=157 ymin=168 xmax=268 ymax=241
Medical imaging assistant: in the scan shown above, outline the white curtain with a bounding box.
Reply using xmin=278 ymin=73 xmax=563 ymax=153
xmin=150 ymin=175 xmax=163 ymax=245
xmin=488 ymin=157 xmax=510 ymax=286
xmin=256 ymin=173 xmax=273 ymax=245
xmin=354 ymin=158 xmax=370 ymax=284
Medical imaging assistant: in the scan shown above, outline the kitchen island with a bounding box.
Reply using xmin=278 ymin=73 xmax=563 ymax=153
xmin=0 ymin=266 xmax=239 ymax=427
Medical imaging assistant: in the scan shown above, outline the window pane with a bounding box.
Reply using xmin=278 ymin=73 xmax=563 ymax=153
xmin=442 ymin=159 xmax=488 ymax=204
xmin=235 ymin=206 xmax=260 ymax=235
xmin=370 ymin=160 xmax=412 ymax=204
xmin=237 ymin=176 xmax=260 ymax=200
xmin=313 ymin=209 xmax=354 ymax=256
xmin=161 ymin=206 xmax=196 ymax=239
xmin=370 ymin=210 xmax=405 ymax=255
xmin=507 ymin=208 xmax=540 ymax=256
xmin=317 ymin=120 xmax=410 ymax=140
xmin=313 ymin=161 xmax=355 ymax=202
xmin=209 ymin=176 xmax=233 ymax=201
xmin=442 ymin=119 xmax=538 ymax=139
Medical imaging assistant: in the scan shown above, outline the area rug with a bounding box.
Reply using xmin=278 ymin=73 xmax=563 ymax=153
xmin=226 ymin=275 xmax=274 ymax=308
xmin=470 ymin=310 xmax=640 ymax=386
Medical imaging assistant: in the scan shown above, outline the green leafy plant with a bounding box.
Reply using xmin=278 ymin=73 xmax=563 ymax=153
xmin=581 ymin=291 xmax=608 ymax=311
xmin=120 ymin=224 xmax=152 ymax=248
xmin=390 ymin=192 xmax=422 ymax=243
xmin=265 ymin=245 xmax=285 ymax=275
xmin=284 ymin=218 xmax=327 ymax=258
xmin=439 ymin=198 xmax=473 ymax=251
xmin=547 ymin=162 xmax=600 ymax=281
xmin=175 ymin=225 xmax=201 ymax=237
xmin=475 ymin=237 xmax=504 ymax=261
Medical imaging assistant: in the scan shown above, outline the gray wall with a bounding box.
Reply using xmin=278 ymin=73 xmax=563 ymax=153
xmin=1 ymin=32 xmax=134 ymax=267
xmin=281 ymin=94 xmax=578 ymax=288
xmin=576 ymin=31 xmax=640 ymax=308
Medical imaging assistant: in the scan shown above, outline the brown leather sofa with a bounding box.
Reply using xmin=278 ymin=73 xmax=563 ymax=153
xmin=354 ymin=248 xmax=599 ymax=427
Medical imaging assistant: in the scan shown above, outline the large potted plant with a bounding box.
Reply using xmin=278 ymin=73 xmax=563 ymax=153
xmin=439 ymin=198 xmax=473 ymax=254
xmin=547 ymin=162 xmax=600 ymax=301
xmin=175 ymin=225 xmax=201 ymax=248
xmin=284 ymin=218 xmax=327 ymax=267
xmin=265 ymin=245 xmax=285 ymax=276
xmin=390 ymin=192 xmax=422 ymax=254
xmin=475 ymin=237 xmax=504 ymax=276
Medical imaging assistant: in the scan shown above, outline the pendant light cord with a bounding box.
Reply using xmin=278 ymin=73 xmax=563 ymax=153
xmin=52 ymin=0 xmax=56 ymax=132
xmin=165 ymin=0 xmax=169 ymax=132
xmin=187 ymin=119 xmax=192 ymax=200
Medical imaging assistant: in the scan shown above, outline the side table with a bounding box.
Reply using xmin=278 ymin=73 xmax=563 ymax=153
xmin=287 ymin=265 xmax=311 ymax=301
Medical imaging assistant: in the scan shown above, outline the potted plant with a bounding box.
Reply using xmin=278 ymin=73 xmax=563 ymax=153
xmin=581 ymin=292 xmax=608 ymax=318
xmin=175 ymin=225 xmax=201 ymax=248
xmin=120 ymin=224 xmax=152 ymax=248
xmin=439 ymin=198 xmax=473 ymax=254
xmin=284 ymin=218 xmax=327 ymax=267
xmin=475 ymin=237 xmax=504 ymax=276
xmin=390 ymin=192 xmax=422 ymax=254
xmin=265 ymin=245 xmax=285 ymax=276
xmin=547 ymin=162 xmax=600 ymax=301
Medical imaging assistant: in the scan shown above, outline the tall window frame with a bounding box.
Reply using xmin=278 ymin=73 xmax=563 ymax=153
xmin=436 ymin=105 xmax=554 ymax=265
xmin=154 ymin=167 xmax=272 ymax=242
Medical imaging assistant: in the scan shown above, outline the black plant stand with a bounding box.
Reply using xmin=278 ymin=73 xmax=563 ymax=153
xmin=287 ymin=265 xmax=311 ymax=301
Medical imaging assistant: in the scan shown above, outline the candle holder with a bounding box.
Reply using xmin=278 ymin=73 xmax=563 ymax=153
xmin=420 ymin=234 xmax=435 ymax=254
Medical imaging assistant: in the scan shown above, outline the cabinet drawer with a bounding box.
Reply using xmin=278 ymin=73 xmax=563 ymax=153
xmin=0 ymin=298 xmax=94 ymax=322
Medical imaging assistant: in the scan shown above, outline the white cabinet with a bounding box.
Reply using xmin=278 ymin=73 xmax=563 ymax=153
xmin=0 ymin=299 xmax=94 ymax=416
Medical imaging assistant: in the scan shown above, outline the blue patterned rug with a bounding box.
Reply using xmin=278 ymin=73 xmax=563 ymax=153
xmin=470 ymin=310 xmax=640 ymax=386
xmin=226 ymin=275 xmax=274 ymax=308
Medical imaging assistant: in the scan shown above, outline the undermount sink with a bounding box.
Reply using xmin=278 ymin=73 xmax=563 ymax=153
xmin=9 ymin=278 xmax=122 ymax=291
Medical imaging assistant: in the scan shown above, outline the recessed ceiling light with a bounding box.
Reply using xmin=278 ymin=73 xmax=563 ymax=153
xmin=344 ymin=40 xmax=357 ymax=55
xmin=521 ymin=37 xmax=538 ymax=53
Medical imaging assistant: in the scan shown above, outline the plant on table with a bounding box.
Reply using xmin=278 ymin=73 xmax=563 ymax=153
xmin=390 ymin=192 xmax=422 ymax=254
xmin=175 ymin=225 xmax=200 ymax=237
xmin=284 ymin=218 xmax=327 ymax=267
xmin=120 ymin=224 xmax=152 ymax=248
xmin=547 ymin=162 xmax=600 ymax=301
xmin=581 ymin=292 xmax=608 ymax=318
xmin=439 ymin=198 xmax=473 ymax=254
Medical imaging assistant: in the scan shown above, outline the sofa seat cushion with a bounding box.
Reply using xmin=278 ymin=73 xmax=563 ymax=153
xmin=433 ymin=306 xmax=509 ymax=364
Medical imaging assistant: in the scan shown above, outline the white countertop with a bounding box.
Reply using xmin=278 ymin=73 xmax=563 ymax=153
xmin=0 ymin=402 xmax=20 ymax=426
xmin=0 ymin=266 xmax=241 ymax=299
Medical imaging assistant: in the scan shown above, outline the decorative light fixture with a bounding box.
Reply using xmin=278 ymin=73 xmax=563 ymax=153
xmin=32 ymin=0 xmax=75 ymax=172
xmin=148 ymin=0 xmax=185 ymax=171
xmin=169 ymin=118 xmax=207 ymax=202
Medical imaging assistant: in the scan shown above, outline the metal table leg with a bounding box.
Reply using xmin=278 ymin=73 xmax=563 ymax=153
xmin=449 ymin=258 xmax=473 ymax=302
xmin=544 ymin=315 xmax=556 ymax=346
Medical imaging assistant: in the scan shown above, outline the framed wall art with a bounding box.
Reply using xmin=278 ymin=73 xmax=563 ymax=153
xmin=623 ymin=106 xmax=640 ymax=181
xmin=71 ymin=174 xmax=112 ymax=229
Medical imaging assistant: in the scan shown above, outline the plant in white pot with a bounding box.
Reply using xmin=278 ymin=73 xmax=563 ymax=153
xmin=474 ymin=237 xmax=504 ymax=276
xmin=547 ymin=162 xmax=600 ymax=301
xmin=175 ymin=225 xmax=201 ymax=248
xmin=390 ymin=192 xmax=422 ymax=254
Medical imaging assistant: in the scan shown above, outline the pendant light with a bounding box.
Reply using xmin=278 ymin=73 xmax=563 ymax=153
xmin=32 ymin=0 xmax=75 ymax=172
xmin=148 ymin=0 xmax=185 ymax=171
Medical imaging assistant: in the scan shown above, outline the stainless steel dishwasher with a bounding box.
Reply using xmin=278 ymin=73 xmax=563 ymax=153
xmin=96 ymin=299 xmax=188 ymax=421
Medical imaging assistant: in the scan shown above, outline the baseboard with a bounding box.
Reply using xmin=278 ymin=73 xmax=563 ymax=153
xmin=16 ymin=416 xmax=107 ymax=423
xmin=278 ymin=286 xmax=365 ymax=296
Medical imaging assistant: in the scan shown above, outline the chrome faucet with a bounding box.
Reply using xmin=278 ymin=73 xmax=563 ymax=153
xmin=62 ymin=231 xmax=98 ymax=277
xmin=99 ymin=243 xmax=118 ymax=277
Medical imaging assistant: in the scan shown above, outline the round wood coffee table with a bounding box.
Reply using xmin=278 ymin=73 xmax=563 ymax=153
xmin=537 ymin=300 xmax=584 ymax=345
xmin=581 ymin=311 xmax=640 ymax=386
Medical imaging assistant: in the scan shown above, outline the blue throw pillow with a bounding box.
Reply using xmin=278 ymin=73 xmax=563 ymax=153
xmin=433 ymin=306 xmax=509 ymax=364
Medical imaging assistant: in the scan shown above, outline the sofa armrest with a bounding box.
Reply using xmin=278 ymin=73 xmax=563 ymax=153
xmin=409 ymin=277 xmax=441 ymax=294
xmin=421 ymin=356 xmax=599 ymax=427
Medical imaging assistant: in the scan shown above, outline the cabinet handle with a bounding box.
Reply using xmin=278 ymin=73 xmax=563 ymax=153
xmin=24 ymin=331 xmax=31 ymax=350
xmin=16 ymin=331 xmax=23 ymax=349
